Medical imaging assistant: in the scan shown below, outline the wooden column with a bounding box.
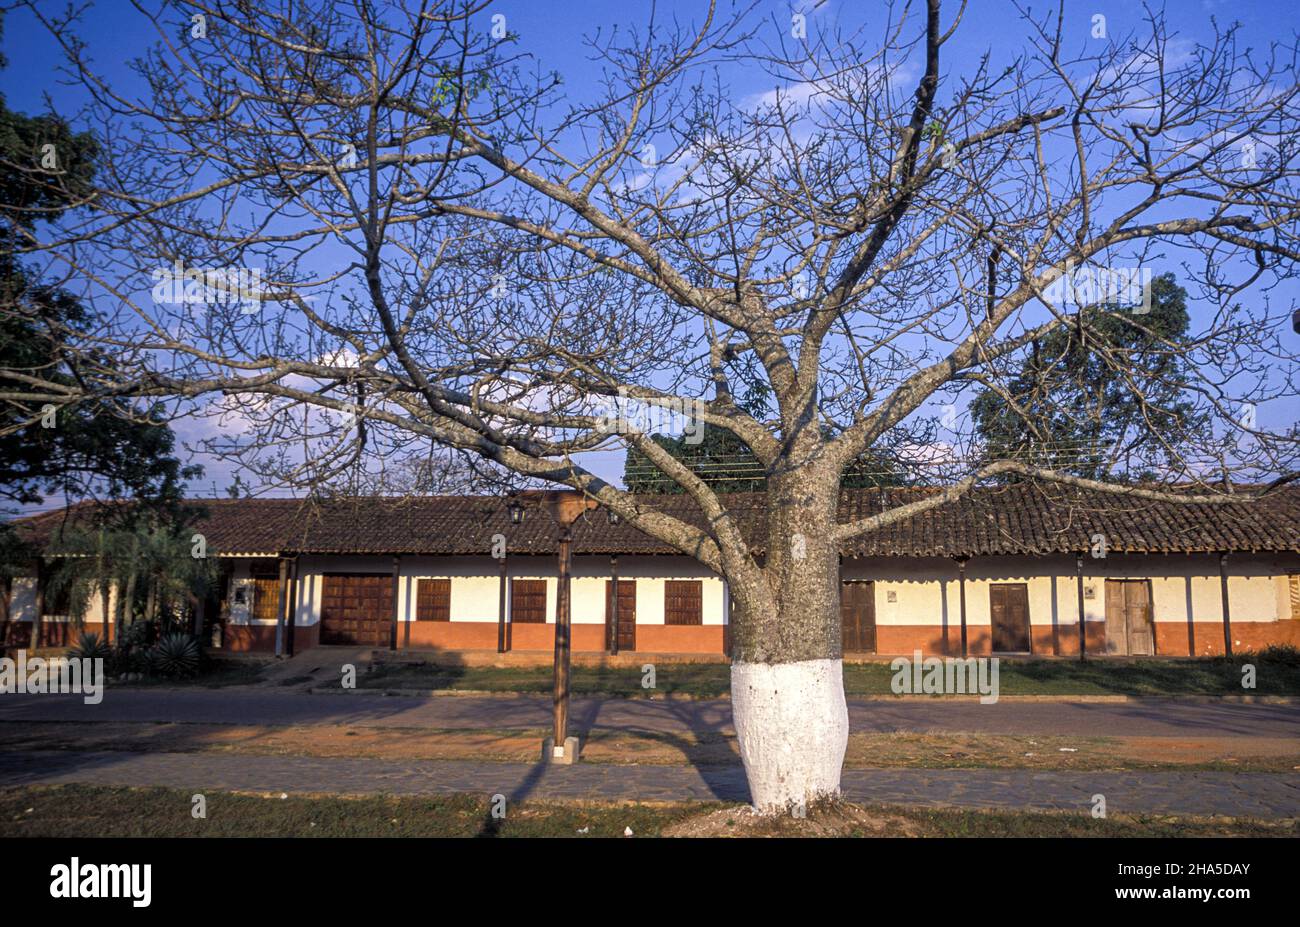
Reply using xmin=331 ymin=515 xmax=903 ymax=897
xmin=607 ymin=555 xmax=619 ymax=656
xmin=273 ymin=557 xmax=289 ymax=657
xmin=31 ymin=559 xmax=45 ymax=650
xmin=1219 ymin=552 xmax=1233 ymax=657
xmin=402 ymin=561 xmax=411 ymax=649
xmin=1 ymin=575 xmax=11 ymax=650
xmin=103 ymin=581 xmax=115 ymax=644
xmin=1076 ymin=553 xmax=1087 ymax=661
xmin=285 ymin=558 xmax=298 ymax=657
xmin=552 ymin=525 xmax=573 ymax=748
xmin=389 ymin=556 xmax=401 ymax=651
xmin=191 ymin=591 xmax=205 ymax=639
xmin=956 ymin=556 xmax=969 ymax=657
xmin=497 ymin=554 xmax=508 ymax=653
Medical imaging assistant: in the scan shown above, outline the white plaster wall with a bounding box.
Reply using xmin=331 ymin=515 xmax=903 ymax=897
xmin=285 ymin=553 xmax=731 ymax=627
xmin=9 ymin=576 xmax=37 ymax=623
xmin=223 ymin=550 xmax=1297 ymax=632
xmin=571 ymin=555 xmax=726 ymax=626
xmin=226 ymin=560 xmax=259 ymax=626
xmin=839 ymin=552 xmax=1298 ymax=627
xmin=3 ymin=575 xmax=118 ymax=625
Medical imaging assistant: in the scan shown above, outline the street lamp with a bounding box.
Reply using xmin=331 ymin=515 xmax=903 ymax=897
xmin=606 ymin=507 xmax=621 ymax=526
xmin=507 ymin=499 xmax=525 ymax=525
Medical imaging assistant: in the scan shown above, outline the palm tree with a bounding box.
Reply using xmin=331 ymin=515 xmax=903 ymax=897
xmin=43 ymin=515 xmax=217 ymax=648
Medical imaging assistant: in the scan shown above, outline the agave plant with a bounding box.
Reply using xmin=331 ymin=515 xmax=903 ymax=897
xmin=150 ymin=632 xmax=201 ymax=678
xmin=66 ymin=632 xmax=111 ymax=662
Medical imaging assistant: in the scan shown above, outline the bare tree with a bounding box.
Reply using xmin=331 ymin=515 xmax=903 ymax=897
xmin=6 ymin=0 xmax=1300 ymax=811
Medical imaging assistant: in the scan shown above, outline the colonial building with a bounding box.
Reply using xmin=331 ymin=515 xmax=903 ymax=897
xmin=5 ymin=485 xmax=1299 ymax=658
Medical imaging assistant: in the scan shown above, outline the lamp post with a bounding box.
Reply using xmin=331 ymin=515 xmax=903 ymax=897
xmin=606 ymin=507 xmax=621 ymax=656
xmin=511 ymin=493 xmax=585 ymax=764
xmin=1076 ymin=553 xmax=1087 ymax=662
xmin=552 ymin=523 xmax=574 ymax=758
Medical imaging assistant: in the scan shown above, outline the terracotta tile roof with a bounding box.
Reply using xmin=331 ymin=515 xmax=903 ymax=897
xmin=8 ymin=496 xmax=558 ymax=556
xmin=9 ymin=484 xmax=1300 ymax=558
xmin=834 ymin=484 xmax=1300 ymax=556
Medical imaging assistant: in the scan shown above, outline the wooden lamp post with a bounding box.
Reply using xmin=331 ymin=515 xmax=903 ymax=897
xmin=514 ymin=491 xmax=592 ymax=765
xmin=551 ymin=522 xmax=575 ymax=761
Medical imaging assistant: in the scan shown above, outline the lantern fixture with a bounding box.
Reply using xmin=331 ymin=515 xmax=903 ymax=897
xmin=507 ymin=499 xmax=525 ymax=525
xmin=607 ymin=508 xmax=621 ymax=526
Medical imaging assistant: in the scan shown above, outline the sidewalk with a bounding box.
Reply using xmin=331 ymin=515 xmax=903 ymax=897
xmin=2 ymin=748 xmax=1296 ymax=817
xmin=1 ymin=689 xmax=1296 ymax=737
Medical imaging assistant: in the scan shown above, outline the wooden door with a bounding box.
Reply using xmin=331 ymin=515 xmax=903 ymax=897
xmin=989 ymin=583 xmax=1031 ymax=652
xmin=320 ymin=573 xmax=393 ymax=646
xmin=1105 ymin=579 xmax=1154 ymax=656
xmin=1125 ymin=581 xmax=1154 ymax=655
xmin=605 ymin=580 xmax=636 ymax=651
xmin=840 ymin=580 xmax=876 ymax=653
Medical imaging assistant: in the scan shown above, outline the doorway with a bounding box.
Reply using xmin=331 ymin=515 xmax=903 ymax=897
xmin=1105 ymin=579 xmax=1154 ymax=655
xmin=840 ymin=580 xmax=876 ymax=653
xmin=989 ymin=583 xmax=1032 ymax=652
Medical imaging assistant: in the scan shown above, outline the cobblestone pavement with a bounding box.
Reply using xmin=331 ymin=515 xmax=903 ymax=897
xmin=0 ymin=689 xmax=1296 ymax=738
xmin=1 ymin=749 xmax=1296 ymax=817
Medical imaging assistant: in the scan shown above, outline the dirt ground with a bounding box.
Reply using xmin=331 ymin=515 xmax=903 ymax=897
xmin=662 ymin=802 xmax=923 ymax=837
xmin=1 ymin=721 xmax=1296 ymax=771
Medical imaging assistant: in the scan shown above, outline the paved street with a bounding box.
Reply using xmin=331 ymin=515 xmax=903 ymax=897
xmin=0 ymin=748 xmax=1296 ymax=817
xmin=3 ymin=690 xmax=1295 ymax=817
xmin=0 ymin=688 xmax=1296 ymax=738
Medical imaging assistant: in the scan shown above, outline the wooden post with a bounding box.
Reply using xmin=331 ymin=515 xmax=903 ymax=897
xmin=956 ymin=557 xmax=968 ymax=658
xmin=1076 ymin=553 xmax=1087 ymax=661
xmin=552 ymin=525 xmax=573 ymax=749
xmin=1 ymin=575 xmax=11 ymax=651
xmin=497 ymin=554 xmax=508 ymax=653
xmin=608 ymin=555 xmax=619 ymax=656
xmin=103 ymin=580 xmax=115 ymax=644
xmin=274 ymin=557 xmax=289 ymax=657
xmin=192 ymin=591 xmax=205 ymax=639
xmin=32 ymin=559 xmax=46 ymax=651
xmin=284 ymin=558 xmax=298 ymax=657
xmin=1219 ymin=552 xmax=1233 ymax=657
xmin=402 ymin=561 xmax=411 ymax=649
xmin=98 ymin=527 xmax=111 ymax=645
xmin=390 ymin=556 xmax=401 ymax=651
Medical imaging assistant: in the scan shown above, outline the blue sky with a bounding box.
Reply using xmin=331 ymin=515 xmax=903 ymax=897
xmin=3 ymin=0 xmax=1297 ymax=512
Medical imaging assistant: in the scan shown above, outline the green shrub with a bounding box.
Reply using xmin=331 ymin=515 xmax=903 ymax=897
xmin=1253 ymin=643 xmax=1300 ymax=667
xmin=150 ymin=632 xmax=201 ymax=678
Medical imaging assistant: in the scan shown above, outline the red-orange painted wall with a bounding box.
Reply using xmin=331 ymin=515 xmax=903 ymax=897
xmin=1156 ymin=620 xmax=1300 ymax=656
xmin=220 ymin=620 xmax=729 ymax=655
xmin=873 ymin=621 xmax=1296 ymax=656
xmin=214 ymin=618 xmax=1300 ymax=657
xmin=1 ymin=622 xmax=108 ymax=649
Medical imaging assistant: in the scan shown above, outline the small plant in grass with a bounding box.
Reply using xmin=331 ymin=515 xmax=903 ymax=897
xmin=66 ymin=632 xmax=110 ymax=662
xmin=150 ymin=632 xmax=201 ymax=678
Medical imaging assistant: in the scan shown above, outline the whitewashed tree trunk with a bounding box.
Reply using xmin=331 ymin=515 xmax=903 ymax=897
xmin=731 ymin=657 xmax=849 ymax=812
xmin=727 ymin=474 xmax=848 ymax=813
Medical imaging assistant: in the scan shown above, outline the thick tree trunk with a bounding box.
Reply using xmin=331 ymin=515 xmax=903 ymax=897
xmin=727 ymin=474 xmax=848 ymax=813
